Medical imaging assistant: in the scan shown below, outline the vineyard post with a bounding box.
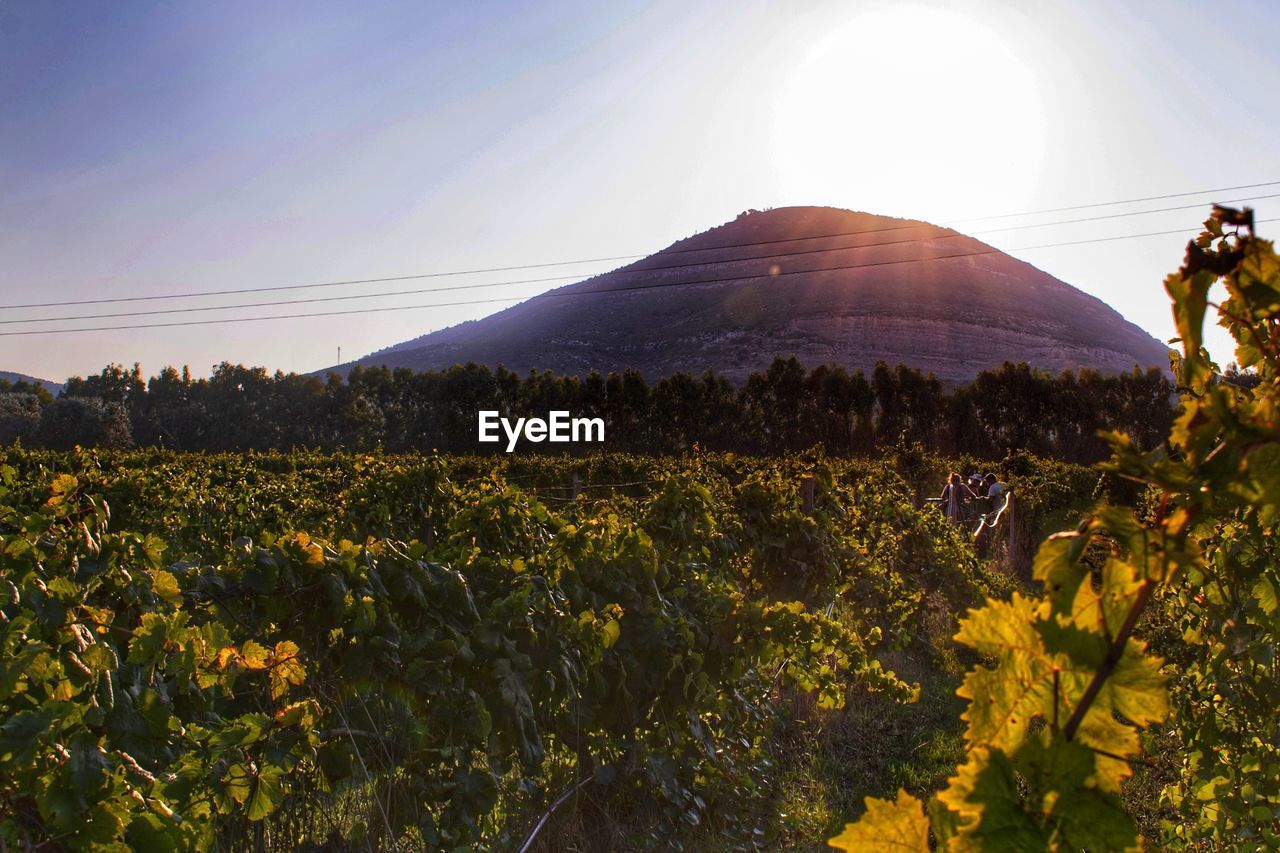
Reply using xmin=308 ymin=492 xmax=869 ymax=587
xmin=801 ymin=474 xmax=815 ymax=514
xmin=1007 ymin=494 xmax=1016 ymax=575
xmin=571 ymin=471 xmax=580 ymax=500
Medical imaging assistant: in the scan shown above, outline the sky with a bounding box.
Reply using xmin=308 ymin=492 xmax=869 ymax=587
xmin=2 ymin=0 xmax=1278 ymax=383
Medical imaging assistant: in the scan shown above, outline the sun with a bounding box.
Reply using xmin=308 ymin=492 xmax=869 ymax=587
xmin=773 ymin=4 xmax=1047 ymax=222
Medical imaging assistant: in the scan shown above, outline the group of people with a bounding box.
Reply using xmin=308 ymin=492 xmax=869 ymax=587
xmin=938 ymin=471 xmax=1006 ymax=525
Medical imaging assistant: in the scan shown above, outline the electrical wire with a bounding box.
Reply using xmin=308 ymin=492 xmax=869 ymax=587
xmin=5 ymin=218 xmax=1271 ymax=338
xmin=3 ymin=181 xmax=1277 ymax=311
xmin=6 ymin=198 xmax=1278 ymax=327
xmin=952 ymin=179 xmax=1280 ymax=221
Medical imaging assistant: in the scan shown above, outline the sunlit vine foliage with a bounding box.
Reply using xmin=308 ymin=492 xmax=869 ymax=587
xmin=831 ymin=207 xmax=1280 ymax=850
xmin=0 ymin=446 xmax=1029 ymax=849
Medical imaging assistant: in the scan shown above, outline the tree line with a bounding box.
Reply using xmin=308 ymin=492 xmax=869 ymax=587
xmin=0 ymin=357 xmax=1176 ymax=462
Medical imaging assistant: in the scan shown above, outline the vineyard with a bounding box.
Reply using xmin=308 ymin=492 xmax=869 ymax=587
xmin=2 ymin=208 xmax=1278 ymax=851
xmin=0 ymin=442 xmax=1093 ymax=850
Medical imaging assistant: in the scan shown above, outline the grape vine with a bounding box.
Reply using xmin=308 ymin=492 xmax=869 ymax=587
xmin=830 ymin=206 xmax=1280 ymax=850
xmin=2 ymin=448 xmax=1024 ymax=849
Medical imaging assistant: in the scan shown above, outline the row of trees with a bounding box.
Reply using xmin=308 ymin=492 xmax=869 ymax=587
xmin=0 ymin=393 xmax=132 ymax=452
xmin=0 ymin=357 xmax=1176 ymax=461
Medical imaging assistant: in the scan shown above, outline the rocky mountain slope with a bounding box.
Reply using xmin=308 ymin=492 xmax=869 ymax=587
xmin=336 ymin=207 xmax=1171 ymax=383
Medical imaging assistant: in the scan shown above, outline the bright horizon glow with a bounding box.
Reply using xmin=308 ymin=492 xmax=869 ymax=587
xmin=774 ymin=5 xmax=1046 ymax=223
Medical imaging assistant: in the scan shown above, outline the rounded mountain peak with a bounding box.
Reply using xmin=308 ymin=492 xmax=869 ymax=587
xmin=347 ymin=207 xmax=1170 ymax=383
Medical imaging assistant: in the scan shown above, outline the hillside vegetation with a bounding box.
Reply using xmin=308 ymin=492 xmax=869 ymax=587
xmin=8 ymin=359 xmax=1173 ymax=465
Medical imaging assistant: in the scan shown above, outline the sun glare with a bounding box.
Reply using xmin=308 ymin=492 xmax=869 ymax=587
xmin=774 ymin=4 xmax=1047 ymax=222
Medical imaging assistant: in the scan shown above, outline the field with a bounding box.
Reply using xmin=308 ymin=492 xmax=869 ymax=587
xmin=3 ymin=214 xmax=1278 ymax=852
xmin=0 ymin=446 xmax=1099 ymax=851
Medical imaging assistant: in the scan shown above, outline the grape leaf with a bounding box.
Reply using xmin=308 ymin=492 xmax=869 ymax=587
xmin=828 ymin=789 xmax=929 ymax=852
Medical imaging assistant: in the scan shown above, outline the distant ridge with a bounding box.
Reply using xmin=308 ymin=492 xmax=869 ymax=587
xmin=0 ymin=370 xmax=62 ymax=396
xmin=330 ymin=206 xmax=1171 ymax=383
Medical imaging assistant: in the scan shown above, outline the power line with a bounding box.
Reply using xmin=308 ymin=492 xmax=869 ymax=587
xmin=0 ymin=227 xmax=933 ymax=310
xmin=1 ymin=218 xmax=942 ymax=310
xmin=969 ymin=193 xmax=1280 ymax=233
xmin=0 ymin=271 xmax=594 ymax=325
xmin=0 ymin=219 xmax=1137 ymax=325
xmin=5 ymin=219 xmax=1271 ymax=339
xmin=7 ymin=195 xmax=1280 ymax=327
xmin=5 ymin=228 xmax=971 ymax=324
xmin=3 ymin=182 xmax=1277 ymax=311
xmin=0 ymin=256 xmax=644 ymax=311
xmin=954 ymin=179 xmax=1280 ymax=221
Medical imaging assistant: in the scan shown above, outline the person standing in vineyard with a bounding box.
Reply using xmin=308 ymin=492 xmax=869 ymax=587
xmin=939 ymin=472 xmax=977 ymax=523
xmin=972 ymin=473 xmax=1007 ymax=557
xmin=983 ymin=472 xmax=1004 ymax=502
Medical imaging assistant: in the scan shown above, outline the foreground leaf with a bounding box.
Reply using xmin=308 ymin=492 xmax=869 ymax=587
xmin=828 ymin=789 xmax=929 ymax=852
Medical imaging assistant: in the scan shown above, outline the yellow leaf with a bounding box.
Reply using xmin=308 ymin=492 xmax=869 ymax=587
xmin=152 ymin=570 xmax=182 ymax=602
xmin=240 ymin=640 xmax=270 ymax=671
xmin=829 ymin=789 xmax=930 ymax=851
xmin=273 ymin=698 xmax=320 ymax=729
xmin=47 ymin=474 xmax=78 ymax=506
xmin=269 ymin=641 xmax=306 ymax=698
xmin=289 ymin=532 xmax=325 ymax=566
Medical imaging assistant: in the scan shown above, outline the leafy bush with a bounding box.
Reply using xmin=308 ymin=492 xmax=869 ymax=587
xmin=831 ymin=207 xmax=1280 ymax=850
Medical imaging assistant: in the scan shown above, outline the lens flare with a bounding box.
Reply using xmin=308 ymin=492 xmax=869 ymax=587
xmin=774 ymin=4 xmax=1047 ymax=222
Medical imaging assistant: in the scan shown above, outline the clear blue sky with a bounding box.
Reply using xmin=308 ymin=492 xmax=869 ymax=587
xmin=3 ymin=0 xmax=1278 ymax=382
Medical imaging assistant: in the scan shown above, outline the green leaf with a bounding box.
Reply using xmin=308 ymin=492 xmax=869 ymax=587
xmin=210 ymin=713 xmax=272 ymax=749
xmin=126 ymin=812 xmax=184 ymax=852
xmin=246 ymin=765 xmax=285 ymax=821
xmin=0 ymin=706 xmax=56 ymax=764
xmin=601 ymin=618 xmax=621 ymax=649
xmin=1253 ymin=575 xmax=1278 ymax=615
xmin=1032 ymin=530 xmax=1091 ymax=610
xmin=151 ymin=570 xmax=182 ymax=603
xmin=128 ymin=613 xmax=168 ymax=664
xmin=1016 ymin=734 xmax=1139 ymax=852
xmin=223 ymin=762 xmax=253 ymax=805
xmin=46 ymin=576 xmax=80 ymax=601
xmin=82 ymin=800 xmax=129 ymax=846
xmin=80 ymin=643 xmax=115 ymax=675
xmin=1164 ymin=270 xmax=1215 ymax=392
xmin=935 ymin=747 xmax=1047 ymax=850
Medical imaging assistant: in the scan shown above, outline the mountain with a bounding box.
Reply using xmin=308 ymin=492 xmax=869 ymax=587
xmin=335 ymin=206 xmax=1171 ymax=383
xmin=0 ymin=371 xmax=62 ymax=396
